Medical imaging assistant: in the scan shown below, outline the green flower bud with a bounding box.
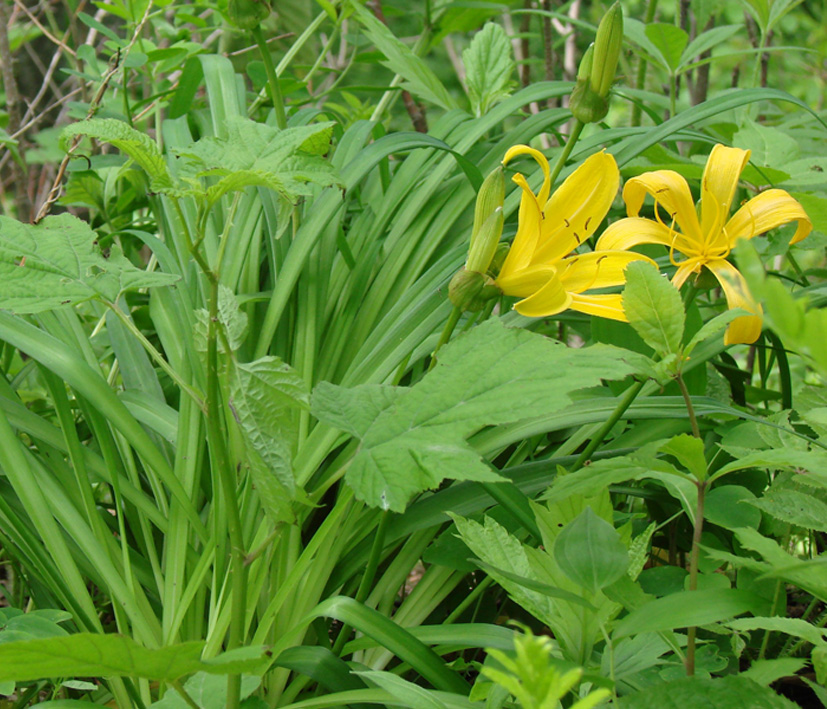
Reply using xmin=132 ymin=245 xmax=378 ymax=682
xmin=227 ymin=0 xmax=271 ymax=30
xmin=577 ymin=44 xmax=595 ymax=83
xmin=466 ymin=166 xmax=505 ymax=273
xmin=489 ymin=241 xmax=511 ymax=278
xmin=570 ymin=81 xmax=609 ymax=124
xmin=448 ymin=269 xmax=500 ymax=312
xmin=590 ymin=2 xmax=623 ymax=99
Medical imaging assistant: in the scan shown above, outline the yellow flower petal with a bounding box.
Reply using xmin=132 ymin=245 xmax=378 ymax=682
xmin=623 ymin=170 xmax=703 ymax=243
xmin=557 ymin=251 xmax=656 ymax=293
xmin=497 ymin=265 xmax=557 ymax=299
xmin=503 ymin=145 xmax=552 ymax=207
xmin=569 ymin=293 xmax=628 ymax=321
xmin=497 ymin=173 xmax=542 ymax=282
xmin=512 ymin=272 xmax=572 ymax=317
xmin=706 ymin=259 xmax=763 ymax=345
xmin=700 ymin=145 xmax=750 ymax=236
xmin=725 ymin=189 xmax=813 ymax=246
xmin=534 ymin=151 xmax=620 ymax=264
xmin=596 ymin=216 xmax=697 ymax=255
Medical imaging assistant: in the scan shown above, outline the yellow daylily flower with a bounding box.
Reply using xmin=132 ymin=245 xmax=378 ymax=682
xmin=495 ymin=146 xmax=655 ymax=321
xmin=596 ymin=144 xmax=812 ymax=344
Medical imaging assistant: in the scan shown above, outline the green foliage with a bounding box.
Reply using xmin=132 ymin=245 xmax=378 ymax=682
xmin=312 ymin=320 xmax=634 ymax=511
xmin=0 ymin=214 xmax=178 ymax=313
xmin=0 ymin=635 xmax=270 ymax=683
xmin=462 ymin=23 xmax=515 ymax=117
xmin=1 ymin=1 xmax=826 ymax=707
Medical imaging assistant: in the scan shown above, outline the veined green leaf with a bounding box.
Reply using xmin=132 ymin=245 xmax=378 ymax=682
xmin=152 ymin=673 xmax=261 ymax=708
xmin=747 ymin=488 xmax=827 ymax=533
xmin=312 ymin=320 xmax=635 ymax=511
xmin=61 ymin=118 xmax=174 ymax=191
xmin=230 ymin=356 xmax=309 ymax=518
xmin=0 ymin=214 xmax=178 ymax=313
xmin=644 ymin=23 xmax=689 ymax=72
xmin=463 ymin=23 xmax=515 ymax=117
xmin=623 ymin=261 xmax=685 ymax=358
xmin=553 ymin=507 xmax=629 ymax=595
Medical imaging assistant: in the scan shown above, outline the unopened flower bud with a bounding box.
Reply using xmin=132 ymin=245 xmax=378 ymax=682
xmin=570 ymin=3 xmax=622 ymax=124
xmin=227 ymin=0 xmax=271 ymax=30
xmin=466 ymin=166 xmax=505 ymax=273
xmin=590 ymin=2 xmax=623 ymax=99
xmin=448 ymin=269 xmax=500 ymax=312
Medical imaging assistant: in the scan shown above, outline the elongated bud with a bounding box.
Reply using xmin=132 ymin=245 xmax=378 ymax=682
xmin=227 ymin=0 xmax=271 ymax=29
xmin=466 ymin=166 xmax=505 ymax=273
xmin=467 ymin=207 xmax=504 ymax=273
xmin=590 ymin=2 xmax=623 ymax=98
xmin=577 ymin=44 xmax=595 ymax=83
xmin=570 ymin=4 xmax=622 ymax=124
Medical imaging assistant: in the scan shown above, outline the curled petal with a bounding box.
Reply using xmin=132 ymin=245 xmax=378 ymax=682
xmin=725 ymin=189 xmax=812 ymax=246
xmin=700 ymin=145 xmax=750 ymax=236
xmin=706 ymin=259 xmax=763 ymax=345
xmin=497 ymin=173 xmax=543 ymax=282
xmin=512 ymin=272 xmax=572 ymax=317
xmin=569 ymin=293 xmax=628 ymax=321
xmin=496 ymin=264 xmax=557 ymax=299
xmin=596 ymin=216 xmax=697 ymax=256
xmin=557 ymin=251 xmax=657 ymax=293
xmin=534 ymin=151 xmax=620 ymax=264
xmin=503 ymin=145 xmax=552 ymax=207
xmin=623 ymin=170 xmax=703 ymax=244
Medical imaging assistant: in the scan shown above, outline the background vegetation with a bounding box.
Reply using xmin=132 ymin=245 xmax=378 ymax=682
xmin=1 ymin=0 xmax=826 ymax=707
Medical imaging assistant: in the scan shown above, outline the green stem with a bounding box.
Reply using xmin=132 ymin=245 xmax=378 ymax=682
xmin=631 ymin=0 xmax=659 ymax=126
xmin=686 ymin=478 xmax=707 ymax=677
xmin=547 ymin=120 xmax=584 ymax=189
xmin=171 ymin=680 xmax=201 ymax=709
xmin=679 ymin=368 xmax=704 ymax=677
xmin=107 ymin=303 xmax=205 ymax=410
xmin=571 ymin=379 xmax=645 ymax=471
xmin=669 ymin=73 xmax=677 ymax=119
xmin=676 ymin=373 xmax=701 ymax=439
xmin=759 ymin=578 xmax=785 ymax=659
xmin=331 ymin=509 xmax=392 ymax=656
xmin=206 ymin=275 xmax=247 ymax=709
xmin=429 ymin=305 xmax=463 ymax=371
xmin=251 ymin=25 xmax=287 ymax=129
xmin=444 ymin=576 xmax=493 ymax=625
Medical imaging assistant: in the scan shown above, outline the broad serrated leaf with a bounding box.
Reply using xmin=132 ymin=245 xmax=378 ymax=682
xmin=553 ymin=507 xmax=629 ymax=594
xmin=452 ymin=515 xmax=556 ymax=628
xmin=0 ymin=635 xmax=270 ymax=682
xmin=747 ymin=488 xmax=827 ymax=533
xmin=350 ymin=2 xmax=456 ymax=111
xmin=0 ymin=214 xmax=178 ymax=313
xmin=229 ymin=357 xmax=309 ymax=512
xmin=176 ymin=118 xmax=339 ymax=201
xmin=194 ymin=285 xmax=248 ymax=353
xmin=619 ymin=675 xmax=797 ymax=708
xmin=463 ymin=23 xmax=515 ymax=117
xmin=613 ymin=589 xmax=767 ymax=639
xmin=622 ymin=261 xmax=685 ymax=358
xmin=61 ymin=118 xmax=174 ymax=191
xmin=312 ymin=319 xmax=635 ymax=511
xmin=711 ymin=448 xmax=827 ymax=482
